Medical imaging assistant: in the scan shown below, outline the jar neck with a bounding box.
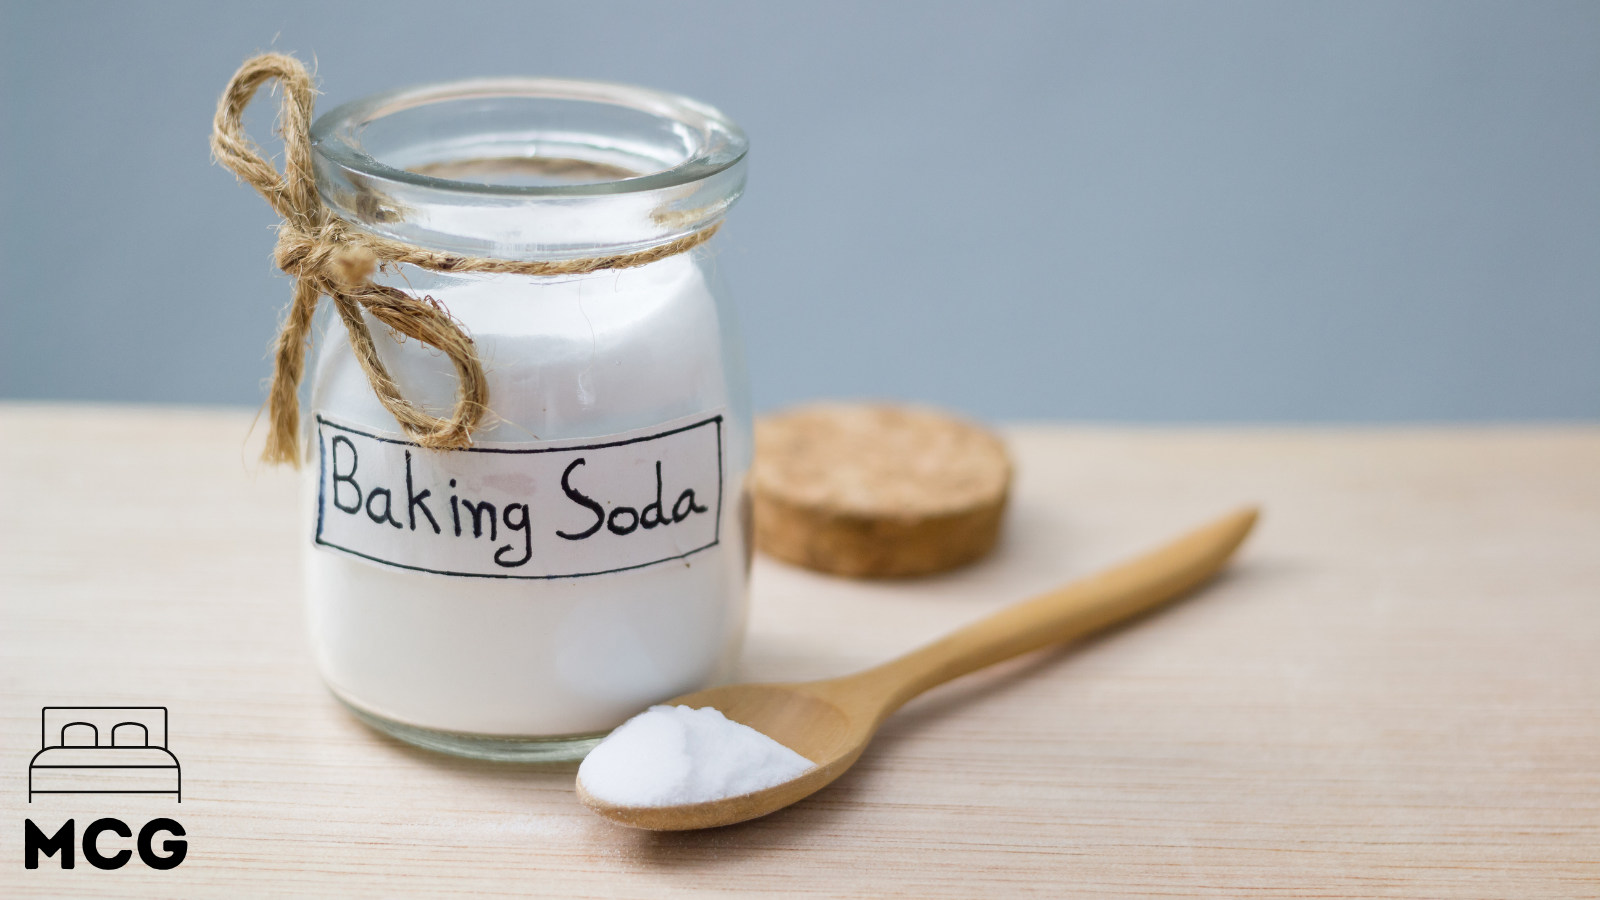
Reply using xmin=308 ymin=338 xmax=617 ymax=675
xmin=310 ymin=78 xmax=747 ymax=260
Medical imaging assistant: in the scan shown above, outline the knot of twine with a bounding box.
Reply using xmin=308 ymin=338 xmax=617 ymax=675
xmin=210 ymin=53 xmax=720 ymax=465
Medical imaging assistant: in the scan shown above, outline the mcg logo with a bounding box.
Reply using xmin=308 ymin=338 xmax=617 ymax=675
xmin=23 ymin=706 xmax=187 ymax=871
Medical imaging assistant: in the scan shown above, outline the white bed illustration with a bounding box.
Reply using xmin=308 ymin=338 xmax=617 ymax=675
xmin=28 ymin=707 xmax=181 ymax=802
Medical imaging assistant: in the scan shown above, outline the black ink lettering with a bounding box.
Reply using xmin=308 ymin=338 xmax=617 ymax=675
xmin=608 ymin=506 xmax=639 ymax=535
xmin=83 ymin=818 xmax=132 ymax=870
xmin=365 ymin=487 xmax=402 ymax=529
xmin=496 ymin=503 xmax=534 ymax=568
xmin=672 ymin=488 xmax=709 ymax=522
xmin=330 ymin=436 xmax=361 ymax=514
xmin=461 ymin=499 xmax=497 ymax=540
xmin=556 ymin=458 xmax=604 ymax=540
xmin=25 ymin=818 xmax=74 ymax=869
xmin=405 ymin=450 xmax=440 ymax=534
xmin=641 ymin=461 xmax=666 ymax=529
xmin=137 ymin=818 xmax=187 ymax=870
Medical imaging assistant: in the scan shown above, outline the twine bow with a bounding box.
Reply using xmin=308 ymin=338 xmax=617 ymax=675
xmin=211 ymin=53 xmax=720 ymax=465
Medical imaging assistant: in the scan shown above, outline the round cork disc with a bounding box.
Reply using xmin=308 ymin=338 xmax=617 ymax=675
xmin=752 ymin=403 xmax=1011 ymax=578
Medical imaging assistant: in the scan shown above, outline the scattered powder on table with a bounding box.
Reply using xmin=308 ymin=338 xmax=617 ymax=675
xmin=578 ymin=705 xmax=814 ymax=807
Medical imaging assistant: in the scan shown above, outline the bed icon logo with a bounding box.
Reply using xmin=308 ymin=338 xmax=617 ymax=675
xmin=28 ymin=707 xmax=181 ymax=802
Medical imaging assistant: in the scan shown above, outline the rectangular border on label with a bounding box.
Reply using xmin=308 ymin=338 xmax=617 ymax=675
xmin=312 ymin=413 xmax=725 ymax=580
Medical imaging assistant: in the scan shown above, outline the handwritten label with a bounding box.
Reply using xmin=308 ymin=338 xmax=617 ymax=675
xmin=313 ymin=412 xmax=724 ymax=579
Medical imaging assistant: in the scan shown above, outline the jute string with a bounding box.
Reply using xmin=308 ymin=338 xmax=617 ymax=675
xmin=210 ymin=53 xmax=720 ymax=465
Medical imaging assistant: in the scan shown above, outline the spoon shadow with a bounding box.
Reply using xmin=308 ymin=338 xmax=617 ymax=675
xmin=606 ymin=648 xmax=1084 ymax=864
xmin=605 ymin=565 xmax=1271 ymax=860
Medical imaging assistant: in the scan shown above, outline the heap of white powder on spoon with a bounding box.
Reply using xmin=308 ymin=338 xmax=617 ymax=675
xmin=577 ymin=705 xmax=815 ymax=807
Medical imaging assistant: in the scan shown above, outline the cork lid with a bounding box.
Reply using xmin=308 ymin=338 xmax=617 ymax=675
xmin=752 ymin=403 xmax=1011 ymax=578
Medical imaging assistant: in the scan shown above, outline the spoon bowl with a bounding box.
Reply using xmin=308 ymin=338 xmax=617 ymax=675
xmin=579 ymin=507 xmax=1259 ymax=830
xmin=576 ymin=681 xmax=868 ymax=830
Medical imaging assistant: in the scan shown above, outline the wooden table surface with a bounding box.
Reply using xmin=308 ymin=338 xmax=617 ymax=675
xmin=2 ymin=404 xmax=1596 ymax=898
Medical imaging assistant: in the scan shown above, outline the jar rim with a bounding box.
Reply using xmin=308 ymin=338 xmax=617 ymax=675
xmin=310 ymin=76 xmax=748 ymax=198
xmin=308 ymin=77 xmax=748 ymax=259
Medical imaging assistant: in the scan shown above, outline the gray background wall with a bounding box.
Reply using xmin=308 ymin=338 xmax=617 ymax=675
xmin=2 ymin=0 xmax=1596 ymax=422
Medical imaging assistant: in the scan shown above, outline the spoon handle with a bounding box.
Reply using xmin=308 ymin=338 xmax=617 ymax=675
xmin=852 ymin=507 xmax=1258 ymax=715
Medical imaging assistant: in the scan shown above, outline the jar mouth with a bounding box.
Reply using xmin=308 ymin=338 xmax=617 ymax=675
xmin=312 ymin=77 xmax=747 ymax=197
xmin=309 ymin=77 xmax=747 ymax=260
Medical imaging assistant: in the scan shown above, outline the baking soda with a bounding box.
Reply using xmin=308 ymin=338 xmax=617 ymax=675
xmin=577 ymin=706 xmax=814 ymax=806
xmin=305 ymin=255 xmax=751 ymax=737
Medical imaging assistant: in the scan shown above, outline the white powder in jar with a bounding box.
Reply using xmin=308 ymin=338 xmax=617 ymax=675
xmin=577 ymin=706 xmax=814 ymax=807
xmin=304 ymin=255 xmax=751 ymax=738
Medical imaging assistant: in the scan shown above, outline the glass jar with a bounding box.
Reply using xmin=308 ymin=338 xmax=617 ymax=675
xmin=301 ymin=77 xmax=751 ymax=761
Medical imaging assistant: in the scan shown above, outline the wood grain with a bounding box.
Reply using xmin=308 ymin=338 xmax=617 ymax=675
xmin=2 ymin=404 xmax=1596 ymax=897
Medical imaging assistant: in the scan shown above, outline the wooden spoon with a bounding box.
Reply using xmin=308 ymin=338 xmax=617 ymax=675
xmin=578 ymin=506 xmax=1258 ymax=830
